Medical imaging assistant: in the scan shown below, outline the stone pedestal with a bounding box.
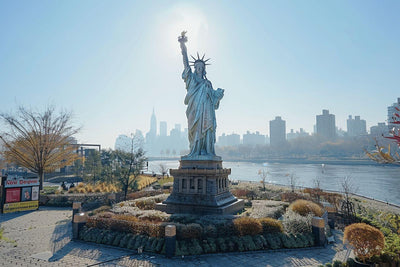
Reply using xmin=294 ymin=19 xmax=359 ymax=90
xmin=155 ymin=159 xmax=244 ymax=215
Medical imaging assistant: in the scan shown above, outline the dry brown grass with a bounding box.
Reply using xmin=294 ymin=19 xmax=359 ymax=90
xmin=233 ymin=217 xmax=262 ymax=236
xmin=289 ymin=199 xmax=323 ymax=217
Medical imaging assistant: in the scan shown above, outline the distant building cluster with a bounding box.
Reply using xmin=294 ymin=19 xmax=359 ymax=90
xmin=115 ymin=109 xmax=189 ymax=157
xmin=115 ymin=98 xmax=400 ymax=153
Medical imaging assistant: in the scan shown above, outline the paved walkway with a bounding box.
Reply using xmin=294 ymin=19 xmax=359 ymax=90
xmin=0 ymin=207 xmax=350 ymax=266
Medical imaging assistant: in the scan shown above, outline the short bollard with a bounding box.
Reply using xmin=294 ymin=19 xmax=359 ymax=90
xmin=72 ymin=213 xmax=88 ymax=239
xmin=165 ymin=225 xmax=176 ymax=258
xmin=312 ymin=216 xmax=326 ymax=246
xmin=72 ymin=202 xmax=82 ymax=222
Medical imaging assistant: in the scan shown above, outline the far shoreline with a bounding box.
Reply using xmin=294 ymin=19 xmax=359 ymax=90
xmin=148 ymin=157 xmax=384 ymax=166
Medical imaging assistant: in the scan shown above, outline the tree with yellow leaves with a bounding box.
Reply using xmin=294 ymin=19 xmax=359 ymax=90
xmin=344 ymin=223 xmax=385 ymax=263
xmin=0 ymin=106 xmax=80 ymax=190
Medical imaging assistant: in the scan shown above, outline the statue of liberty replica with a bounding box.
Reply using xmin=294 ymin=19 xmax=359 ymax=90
xmin=179 ymin=31 xmax=224 ymax=159
xmin=156 ymin=32 xmax=243 ymax=214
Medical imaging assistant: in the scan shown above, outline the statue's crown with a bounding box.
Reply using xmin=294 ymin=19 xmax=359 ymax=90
xmin=189 ymin=52 xmax=211 ymax=67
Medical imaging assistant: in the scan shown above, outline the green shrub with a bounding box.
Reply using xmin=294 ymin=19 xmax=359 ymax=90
xmin=175 ymin=241 xmax=182 ymax=256
xmin=207 ymin=238 xmax=217 ymax=253
xmin=119 ymin=234 xmax=132 ymax=248
xmin=225 ymin=237 xmax=236 ymax=252
xmin=202 ymin=239 xmax=212 ymax=253
xmin=259 ymin=218 xmax=284 ymax=234
xmin=214 ymin=221 xmax=236 ymax=238
xmin=233 ymin=217 xmax=262 ymax=236
xmin=241 ymin=235 xmax=256 ymax=251
xmin=265 ymin=233 xmax=282 ymax=249
xmin=289 ymin=199 xmax=323 ymax=217
xmin=203 ymin=225 xmax=217 ymax=238
xmin=231 ymin=236 xmax=245 ymax=252
xmin=177 ymin=240 xmax=189 ymax=256
xmin=127 ymin=235 xmax=138 ymax=250
xmin=144 ymin=237 xmax=155 ymax=252
xmin=252 ymin=235 xmax=265 ymax=250
xmin=279 ymin=233 xmax=296 ymax=249
xmin=188 ymin=239 xmax=203 ymax=255
xmin=294 ymin=233 xmax=308 ymax=248
xmin=254 ymin=235 xmax=268 ymax=249
xmin=155 ymin=238 xmax=164 ymax=253
xmin=346 ymin=258 xmax=355 ymax=267
xmin=332 ymin=260 xmax=343 ymax=267
xmin=100 ymin=230 xmax=115 ymax=245
xmin=216 ymin=237 xmax=228 ymax=252
xmin=112 ymin=233 xmax=124 ymax=246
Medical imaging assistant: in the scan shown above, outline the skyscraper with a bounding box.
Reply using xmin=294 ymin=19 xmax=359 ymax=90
xmin=316 ymin=110 xmax=336 ymax=139
xmin=387 ymin=98 xmax=400 ymax=131
xmin=269 ymin=116 xmax=286 ymax=147
xmin=159 ymin=121 xmax=167 ymax=137
xmin=347 ymin=115 xmax=367 ymax=136
xmin=150 ymin=108 xmax=157 ymax=137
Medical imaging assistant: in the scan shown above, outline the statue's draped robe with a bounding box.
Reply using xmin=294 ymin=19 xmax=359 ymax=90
xmin=183 ymin=67 xmax=223 ymax=157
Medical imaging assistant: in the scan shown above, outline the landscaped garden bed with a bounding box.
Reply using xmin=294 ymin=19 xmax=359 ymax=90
xmin=76 ymin=187 xmax=326 ymax=256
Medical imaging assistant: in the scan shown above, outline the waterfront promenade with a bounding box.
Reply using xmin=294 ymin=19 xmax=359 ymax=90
xmin=0 ymin=207 xmax=349 ymax=267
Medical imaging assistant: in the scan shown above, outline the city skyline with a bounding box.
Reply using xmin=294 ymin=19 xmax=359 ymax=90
xmin=1 ymin=1 xmax=399 ymax=149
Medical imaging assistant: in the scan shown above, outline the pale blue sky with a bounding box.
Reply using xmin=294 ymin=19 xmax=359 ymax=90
xmin=1 ymin=1 xmax=399 ymax=148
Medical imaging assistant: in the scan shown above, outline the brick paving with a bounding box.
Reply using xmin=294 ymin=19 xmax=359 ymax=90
xmin=0 ymin=207 xmax=350 ymax=266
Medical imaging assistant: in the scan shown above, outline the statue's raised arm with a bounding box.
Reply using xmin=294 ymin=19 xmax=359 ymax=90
xmin=178 ymin=31 xmax=190 ymax=70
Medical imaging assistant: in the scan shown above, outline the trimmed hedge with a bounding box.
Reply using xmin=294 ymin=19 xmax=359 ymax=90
xmin=78 ymin=226 xmax=315 ymax=255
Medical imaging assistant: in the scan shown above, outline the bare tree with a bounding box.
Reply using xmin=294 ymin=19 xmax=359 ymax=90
xmin=340 ymin=176 xmax=358 ymax=225
xmin=158 ymin=163 xmax=169 ymax=178
xmin=287 ymin=173 xmax=298 ymax=192
xmin=115 ymin=133 xmax=146 ymax=200
xmin=0 ymin=106 xmax=79 ymax=189
xmin=258 ymin=168 xmax=269 ymax=191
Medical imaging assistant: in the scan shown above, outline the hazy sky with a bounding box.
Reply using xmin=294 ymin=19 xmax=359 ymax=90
xmin=1 ymin=1 xmax=399 ymax=149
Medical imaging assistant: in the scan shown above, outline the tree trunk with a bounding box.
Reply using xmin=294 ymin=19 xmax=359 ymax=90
xmin=124 ymin=186 xmax=128 ymax=201
xmin=39 ymin=171 xmax=44 ymax=191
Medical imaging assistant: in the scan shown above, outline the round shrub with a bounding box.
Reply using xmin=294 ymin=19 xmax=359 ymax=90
xmin=233 ymin=217 xmax=262 ymax=236
xmin=343 ymin=223 xmax=385 ymax=263
xmin=289 ymin=199 xmax=323 ymax=217
xmin=282 ymin=210 xmax=313 ymax=234
xmin=259 ymin=218 xmax=283 ymax=234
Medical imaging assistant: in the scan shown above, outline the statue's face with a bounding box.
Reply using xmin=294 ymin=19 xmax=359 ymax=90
xmin=194 ymin=62 xmax=205 ymax=76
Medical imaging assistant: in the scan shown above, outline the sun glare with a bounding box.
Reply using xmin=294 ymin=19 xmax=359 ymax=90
xmin=162 ymin=4 xmax=209 ymax=57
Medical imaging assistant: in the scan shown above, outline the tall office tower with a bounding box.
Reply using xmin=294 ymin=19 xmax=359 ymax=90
xmin=387 ymin=98 xmax=400 ymax=131
xmin=316 ymin=110 xmax=336 ymax=139
xmin=160 ymin=121 xmax=167 ymax=137
xmin=269 ymin=116 xmax=286 ymax=147
xmin=150 ymin=108 xmax=157 ymax=137
xmin=347 ymin=115 xmax=367 ymax=136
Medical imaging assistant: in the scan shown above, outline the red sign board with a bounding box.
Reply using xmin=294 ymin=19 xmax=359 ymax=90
xmin=4 ymin=177 xmax=40 ymax=188
xmin=6 ymin=188 xmax=21 ymax=203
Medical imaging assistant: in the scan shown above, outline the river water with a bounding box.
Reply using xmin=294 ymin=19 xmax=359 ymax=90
xmin=148 ymin=160 xmax=400 ymax=206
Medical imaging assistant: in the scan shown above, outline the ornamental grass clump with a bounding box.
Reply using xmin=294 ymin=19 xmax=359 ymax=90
xmin=289 ymin=199 xmax=323 ymax=217
xmin=344 ymin=223 xmax=385 ymax=263
xmin=259 ymin=218 xmax=284 ymax=234
xmin=233 ymin=217 xmax=262 ymax=236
